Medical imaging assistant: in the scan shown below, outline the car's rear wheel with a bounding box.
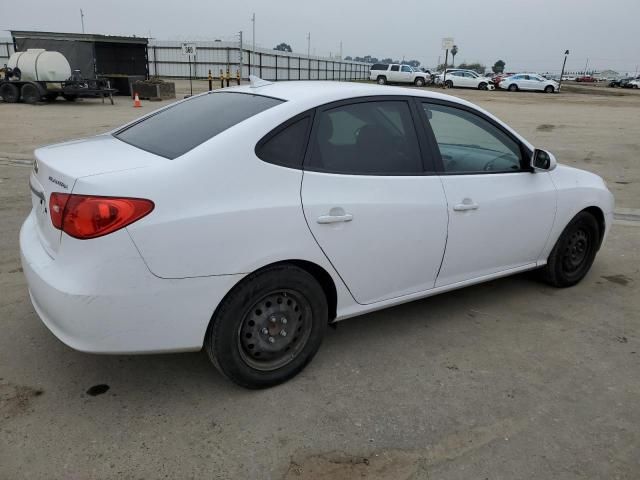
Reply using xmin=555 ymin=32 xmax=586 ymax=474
xmin=540 ymin=211 xmax=600 ymax=288
xmin=377 ymin=76 xmax=387 ymax=85
xmin=478 ymin=82 xmax=488 ymax=90
xmin=414 ymin=77 xmax=425 ymax=87
xmin=445 ymin=80 xmax=453 ymax=88
xmin=508 ymin=84 xmax=518 ymax=92
xmin=205 ymin=264 xmax=328 ymax=389
xmin=544 ymin=85 xmax=555 ymax=93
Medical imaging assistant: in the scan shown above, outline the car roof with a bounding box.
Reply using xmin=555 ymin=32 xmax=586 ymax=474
xmin=226 ymin=80 xmax=467 ymax=107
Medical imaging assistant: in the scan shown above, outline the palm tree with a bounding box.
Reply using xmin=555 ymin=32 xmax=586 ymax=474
xmin=451 ymin=45 xmax=458 ymax=68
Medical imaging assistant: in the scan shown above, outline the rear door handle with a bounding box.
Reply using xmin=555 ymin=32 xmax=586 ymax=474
xmin=453 ymin=201 xmax=479 ymax=211
xmin=317 ymin=210 xmax=353 ymax=224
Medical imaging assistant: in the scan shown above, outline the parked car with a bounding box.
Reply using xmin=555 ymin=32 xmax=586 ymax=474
xmin=609 ymin=78 xmax=631 ymax=88
xmin=369 ymin=64 xmax=429 ymax=86
xmin=628 ymin=79 xmax=640 ymax=89
xmin=575 ymin=75 xmax=597 ymax=82
xmin=20 ymin=80 xmax=614 ymax=388
xmin=491 ymin=72 xmax=516 ymax=88
xmin=499 ymin=73 xmax=559 ymax=93
xmin=436 ymin=70 xmax=495 ymax=90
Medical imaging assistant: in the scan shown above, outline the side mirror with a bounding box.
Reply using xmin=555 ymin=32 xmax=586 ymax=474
xmin=531 ymin=148 xmax=557 ymax=171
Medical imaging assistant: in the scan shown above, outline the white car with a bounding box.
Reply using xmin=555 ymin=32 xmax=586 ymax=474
xmin=20 ymin=79 xmax=614 ymax=388
xmin=437 ymin=70 xmax=495 ymax=90
xmin=628 ymin=79 xmax=640 ymax=89
xmin=369 ymin=63 xmax=429 ymax=86
xmin=500 ymin=73 xmax=560 ymax=93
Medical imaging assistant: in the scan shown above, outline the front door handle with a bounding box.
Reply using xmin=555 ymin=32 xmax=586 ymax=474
xmin=453 ymin=200 xmax=479 ymax=211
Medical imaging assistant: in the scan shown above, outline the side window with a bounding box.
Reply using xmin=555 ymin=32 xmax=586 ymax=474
xmin=308 ymin=101 xmax=423 ymax=175
xmin=422 ymin=103 xmax=522 ymax=173
xmin=390 ymin=65 xmax=399 ymax=72
xmin=401 ymin=65 xmax=412 ymax=72
xmin=256 ymin=116 xmax=311 ymax=168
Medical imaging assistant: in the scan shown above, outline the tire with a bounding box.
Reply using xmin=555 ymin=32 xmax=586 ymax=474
xmin=205 ymin=264 xmax=328 ymax=389
xmin=414 ymin=77 xmax=425 ymax=87
xmin=377 ymin=76 xmax=387 ymax=85
xmin=0 ymin=83 xmax=20 ymax=103
xmin=21 ymin=83 xmax=42 ymax=104
xmin=633 ymin=84 xmax=639 ymax=89
xmin=544 ymin=85 xmax=555 ymax=93
xmin=445 ymin=80 xmax=453 ymax=88
xmin=62 ymin=94 xmax=78 ymax=102
xmin=478 ymin=82 xmax=488 ymax=90
xmin=540 ymin=211 xmax=600 ymax=288
xmin=508 ymin=84 xmax=518 ymax=92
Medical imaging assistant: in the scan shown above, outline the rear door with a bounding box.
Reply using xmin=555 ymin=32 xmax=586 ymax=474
xmin=418 ymin=101 xmax=556 ymax=286
xmin=388 ymin=65 xmax=401 ymax=82
xmin=301 ymin=97 xmax=448 ymax=305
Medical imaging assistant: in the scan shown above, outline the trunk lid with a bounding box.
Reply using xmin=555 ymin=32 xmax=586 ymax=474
xmin=29 ymin=134 xmax=165 ymax=257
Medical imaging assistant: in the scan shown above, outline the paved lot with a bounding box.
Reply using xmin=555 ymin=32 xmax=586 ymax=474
xmin=1 ymin=82 xmax=639 ymax=479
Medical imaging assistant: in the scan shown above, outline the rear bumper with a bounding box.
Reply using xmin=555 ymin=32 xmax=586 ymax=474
xmin=20 ymin=211 xmax=244 ymax=354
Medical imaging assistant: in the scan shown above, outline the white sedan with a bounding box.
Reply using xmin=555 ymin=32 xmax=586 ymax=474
xmin=439 ymin=70 xmax=495 ymax=90
xmin=21 ymin=79 xmax=614 ymax=388
xmin=500 ymin=73 xmax=560 ymax=93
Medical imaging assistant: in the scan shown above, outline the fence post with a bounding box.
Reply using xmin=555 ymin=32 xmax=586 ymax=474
xmin=259 ymin=52 xmax=262 ymax=78
xmin=308 ymin=57 xmax=311 ymax=80
xmin=298 ymin=57 xmax=301 ymax=80
xmin=287 ymin=55 xmax=290 ymax=80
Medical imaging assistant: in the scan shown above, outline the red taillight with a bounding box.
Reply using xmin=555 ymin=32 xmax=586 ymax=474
xmin=49 ymin=193 xmax=154 ymax=239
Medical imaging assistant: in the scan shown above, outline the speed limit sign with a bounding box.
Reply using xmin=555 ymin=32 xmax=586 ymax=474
xmin=181 ymin=43 xmax=197 ymax=56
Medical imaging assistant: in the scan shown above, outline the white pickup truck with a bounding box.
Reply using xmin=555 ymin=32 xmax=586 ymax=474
xmin=369 ymin=64 xmax=430 ymax=87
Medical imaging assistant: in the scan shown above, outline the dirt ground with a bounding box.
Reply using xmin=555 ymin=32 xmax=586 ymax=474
xmin=0 ymin=81 xmax=639 ymax=479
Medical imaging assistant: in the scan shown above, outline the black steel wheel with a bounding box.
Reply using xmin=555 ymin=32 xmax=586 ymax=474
xmin=540 ymin=211 xmax=600 ymax=287
xmin=21 ymin=83 xmax=42 ymax=104
xmin=205 ymin=264 xmax=328 ymax=388
xmin=0 ymin=83 xmax=20 ymax=103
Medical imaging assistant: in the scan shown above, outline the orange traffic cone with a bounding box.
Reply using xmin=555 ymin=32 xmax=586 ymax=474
xmin=133 ymin=93 xmax=142 ymax=108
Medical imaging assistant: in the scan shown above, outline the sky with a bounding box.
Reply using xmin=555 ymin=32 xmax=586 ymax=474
xmin=1 ymin=0 xmax=639 ymax=74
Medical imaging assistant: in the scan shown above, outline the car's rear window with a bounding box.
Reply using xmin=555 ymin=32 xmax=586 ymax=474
xmin=115 ymin=92 xmax=284 ymax=159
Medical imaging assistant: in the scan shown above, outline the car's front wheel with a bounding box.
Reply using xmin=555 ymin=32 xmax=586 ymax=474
xmin=540 ymin=211 xmax=600 ymax=288
xmin=445 ymin=80 xmax=453 ymax=88
xmin=478 ymin=82 xmax=488 ymax=90
xmin=414 ymin=77 xmax=425 ymax=87
xmin=205 ymin=264 xmax=328 ymax=388
xmin=544 ymin=85 xmax=555 ymax=93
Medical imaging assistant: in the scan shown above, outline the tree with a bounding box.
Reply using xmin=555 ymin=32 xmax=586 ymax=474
xmin=492 ymin=60 xmax=506 ymax=74
xmin=451 ymin=45 xmax=458 ymax=67
xmin=406 ymin=59 xmax=421 ymax=67
xmin=344 ymin=55 xmax=353 ymax=61
xmin=457 ymin=62 xmax=486 ymax=74
xmin=380 ymin=58 xmax=394 ymax=64
xmin=273 ymin=43 xmax=292 ymax=52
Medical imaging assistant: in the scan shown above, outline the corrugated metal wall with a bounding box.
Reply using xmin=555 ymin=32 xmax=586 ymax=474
xmin=147 ymin=41 xmax=370 ymax=81
xmin=0 ymin=40 xmax=15 ymax=66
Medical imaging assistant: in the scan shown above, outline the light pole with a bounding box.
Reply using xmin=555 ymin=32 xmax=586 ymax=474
xmin=559 ymin=49 xmax=569 ymax=91
xmin=251 ymin=13 xmax=256 ymax=75
xmin=307 ymin=32 xmax=311 ymax=58
xmin=80 ymin=9 xmax=85 ymax=34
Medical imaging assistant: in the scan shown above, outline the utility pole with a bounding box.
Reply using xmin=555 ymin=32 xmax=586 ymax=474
xmin=307 ymin=32 xmax=311 ymax=58
xmin=239 ymin=30 xmax=243 ymax=82
xmin=339 ymin=41 xmax=342 ymax=60
xmin=80 ymin=9 xmax=85 ymax=34
xmin=584 ymin=57 xmax=589 ymax=75
xmin=251 ymin=13 xmax=256 ymax=75
xmin=559 ymin=50 xmax=569 ymax=92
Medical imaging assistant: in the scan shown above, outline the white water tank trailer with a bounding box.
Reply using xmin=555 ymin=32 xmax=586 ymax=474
xmin=1 ymin=49 xmax=116 ymax=104
xmin=7 ymin=49 xmax=72 ymax=82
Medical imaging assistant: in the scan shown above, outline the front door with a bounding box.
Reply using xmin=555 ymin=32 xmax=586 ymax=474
xmin=301 ymin=98 xmax=449 ymax=305
xmin=419 ymin=101 xmax=557 ymax=286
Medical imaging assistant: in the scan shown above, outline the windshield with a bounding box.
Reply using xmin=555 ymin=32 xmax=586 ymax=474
xmin=115 ymin=92 xmax=284 ymax=159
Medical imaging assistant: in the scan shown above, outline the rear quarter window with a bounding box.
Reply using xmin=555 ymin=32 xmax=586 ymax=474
xmin=115 ymin=92 xmax=283 ymax=159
